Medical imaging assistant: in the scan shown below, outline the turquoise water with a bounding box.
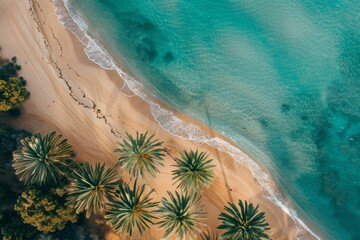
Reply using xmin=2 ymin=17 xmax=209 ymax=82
xmin=62 ymin=0 xmax=360 ymax=239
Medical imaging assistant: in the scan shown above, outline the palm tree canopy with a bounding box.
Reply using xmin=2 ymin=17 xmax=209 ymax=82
xmin=114 ymin=131 xmax=165 ymax=178
xmin=105 ymin=181 xmax=158 ymax=237
xmin=157 ymin=191 xmax=206 ymax=240
xmin=12 ymin=132 xmax=73 ymax=186
xmin=172 ymin=149 xmax=215 ymax=191
xmin=218 ymin=200 xmax=270 ymax=240
xmin=67 ymin=162 xmax=119 ymax=218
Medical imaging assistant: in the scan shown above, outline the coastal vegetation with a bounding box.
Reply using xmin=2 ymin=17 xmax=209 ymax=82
xmin=12 ymin=132 xmax=75 ymax=186
xmin=15 ymin=186 xmax=78 ymax=234
xmin=0 ymin=125 xmax=35 ymax=239
xmin=218 ymin=200 xmax=270 ymax=240
xmin=1 ymin=129 xmax=271 ymax=239
xmin=0 ymin=125 xmax=30 ymax=168
xmin=115 ymin=131 xmax=165 ymax=178
xmin=0 ymin=188 xmax=6 ymax=221
xmin=67 ymin=162 xmax=118 ymax=218
xmin=105 ymin=181 xmax=158 ymax=236
xmin=0 ymin=53 xmax=29 ymax=113
xmin=0 ymin=78 xmax=30 ymax=112
xmin=0 ymin=56 xmax=22 ymax=80
xmin=0 ymin=213 xmax=37 ymax=240
xmin=157 ymin=190 xmax=206 ymax=239
xmin=172 ymin=149 xmax=215 ymax=190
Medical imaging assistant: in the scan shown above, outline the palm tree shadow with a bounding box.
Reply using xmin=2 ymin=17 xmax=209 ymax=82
xmin=204 ymin=106 xmax=233 ymax=204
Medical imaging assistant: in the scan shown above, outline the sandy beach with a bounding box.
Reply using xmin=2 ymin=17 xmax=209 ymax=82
xmin=0 ymin=0 xmax=301 ymax=239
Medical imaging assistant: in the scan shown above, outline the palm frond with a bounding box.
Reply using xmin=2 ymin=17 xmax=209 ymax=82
xmin=67 ymin=162 xmax=119 ymax=218
xmin=105 ymin=181 xmax=158 ymax=237
xmin=218 ymin=200 xmax=270 ymax=240
xmin=199 ymin=230 xmax=219 ymax=240
xmin=172 ymin=149 xmax=215 ymax=191
xmin=114 ymin=131 xmax=165 ymax=178
xmin=12 ymin=132 xmax=73 ymax=186
xmin=157 ymin=191 xmax=207 ymax=240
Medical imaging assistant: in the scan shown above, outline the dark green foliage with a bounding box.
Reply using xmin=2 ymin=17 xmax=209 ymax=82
xmin=0 ymin=213 xmax=37 ymax=240
xmin=18 ymin=77 xmax=26 ymax=86
xmin=0 ymin=185 xmax=32 ymax=240
xmin=0 ymin=56 xmax=22 ymax=81
xmin=0 ymin=125 xmax=33 ymax=239
xmin=0 ymin=185 xmax=22 ymax=222
xmin=14 ymin=186 xmax=78 ymax=234
xmin=12 ymin=132 xmax=75 ymax=186
xmin=0 ymin=160 xmax=6 ymax=176
xmin=37 ymin=215 xmax=106 ymax=240
xmin=218 ymin=200 xmax=270 ymax=240
xmin=8 ymin=108 xmax=21 ymax=117
xmin=0 ymin=125 xmax=30 ymax=157
xmin=0 ymin=62 xmax=18 ymax=81
xmin=157 ymin=191 xmax=206 ymax=240
xmin=115 ymin=131 xmax=165 ymax=178
xmin=0 ymin=187 xmax=6 ymax=221
xmin=0 ymin=55 xmax=29 ymax=113
xmin=0 ymin=125 xmax=30 ymax=174
xmin=105 ymin=181 xmax=158 ymax=237
xmin=172 ymin=149 xmax=215 ymax=191
xmin=67 ymin=162 xmax=119 ymax=218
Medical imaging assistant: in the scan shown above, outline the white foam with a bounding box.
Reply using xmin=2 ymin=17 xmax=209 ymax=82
xmin=52 ymin=1 xmax=320 ymax=239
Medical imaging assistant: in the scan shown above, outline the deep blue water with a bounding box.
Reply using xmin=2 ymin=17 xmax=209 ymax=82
xmin=64 ymin=0 xmax=360 ymax=239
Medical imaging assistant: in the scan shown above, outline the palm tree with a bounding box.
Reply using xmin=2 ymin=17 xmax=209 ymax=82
xmin=105 ymin=181 xmax=158 ymax=237
xmin=157 ymin=191 xmax=206 ymax=240
xmin=12 ymin=132 xmax=73 ymax=186
xmin=172 ymin=149 xmax=215 ymax=191
xmin=218 ymin=200 xmax=270 ymax=240
xmin=199 ymin=230 xmax=219 ymax=240
xmin=66 ymin=162 xmax=118 ymax=218
xmin=114 ymin=131 xmax=165 ymax=178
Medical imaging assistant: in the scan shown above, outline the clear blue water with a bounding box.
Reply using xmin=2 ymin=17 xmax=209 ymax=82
xmin=64 ymin=0 xmax=360 ymax=239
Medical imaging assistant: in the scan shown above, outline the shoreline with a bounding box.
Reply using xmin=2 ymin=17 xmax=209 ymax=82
xmin=0 ymin=0 xmax=319 ymax=239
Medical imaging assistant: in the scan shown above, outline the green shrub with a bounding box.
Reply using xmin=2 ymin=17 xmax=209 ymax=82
xmin=1 ymin=213 xmax=37 ymax=240
xmin=15 ymin=186 xmax=78 ymax=234
xmin=0 ymin=78 xmax=30 ymax=111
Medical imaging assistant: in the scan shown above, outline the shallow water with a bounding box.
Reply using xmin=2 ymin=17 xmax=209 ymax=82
xmin=63 ymin=0 xmax=360 ymax=239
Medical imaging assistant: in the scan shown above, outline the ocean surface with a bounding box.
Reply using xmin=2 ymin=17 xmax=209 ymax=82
xmin=58 ymin=0 xmax=360 ymax=239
